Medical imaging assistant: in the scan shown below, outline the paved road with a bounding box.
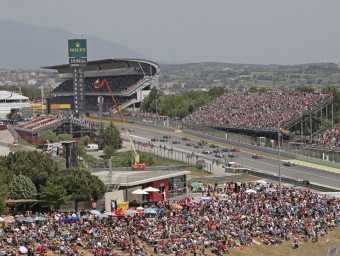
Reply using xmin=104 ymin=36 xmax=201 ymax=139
xmin=115 ymin=123 xmax=340 ymax=189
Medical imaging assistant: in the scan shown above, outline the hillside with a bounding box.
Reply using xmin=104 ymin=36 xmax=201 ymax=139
xmin=0 ymin=20 xmax=147 ymax=69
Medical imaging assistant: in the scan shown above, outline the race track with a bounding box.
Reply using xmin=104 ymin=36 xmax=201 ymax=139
xmin=116 ymin=123 xmax=340 ymax=189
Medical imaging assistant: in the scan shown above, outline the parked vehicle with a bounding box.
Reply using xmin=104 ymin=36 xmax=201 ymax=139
xmin=85 ymin=144 xmax=99 ymax=152
xmin=181 ymin=137 xmax=190 ymax=141
xmin=215 ymin=153 xmax=225 ymax=158
xmin=172 ymin=141 xmax=180 ymax=144
xmin=202 ymin=150 xmax=213 ymax=154
xmin=160 ymin=138 xmax=168 ymax=142
xmin=151 ymin=138 xmax=159 ymax=142
xmin=163 ymin=134 xmax=171 ymax=139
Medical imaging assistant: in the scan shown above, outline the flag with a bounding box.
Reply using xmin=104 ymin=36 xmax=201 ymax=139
xmin=329 ymin=248 xmax=337 ymax=254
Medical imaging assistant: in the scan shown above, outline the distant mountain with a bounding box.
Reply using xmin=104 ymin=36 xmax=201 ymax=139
xmin=0 ymin=20 xmax=147 ymax=69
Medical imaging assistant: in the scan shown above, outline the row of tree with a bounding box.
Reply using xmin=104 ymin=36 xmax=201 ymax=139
xmin=0 ymin=121 xmax=125 ymax=213
xmin=141 ymin=86 xmax=226 ymax=118
xmin=0 ymin=151 xmax=106 ymax=213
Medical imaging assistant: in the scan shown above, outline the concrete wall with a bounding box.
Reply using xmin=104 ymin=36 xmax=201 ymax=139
xmin=104 ymin=190 xmax=124 ymax=212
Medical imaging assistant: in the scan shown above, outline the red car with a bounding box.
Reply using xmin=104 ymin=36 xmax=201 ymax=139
xmin=252 ymin=154 xmax=263 ymax=159
xmin=0 ymin=124 xmax=7 ymax=130
xmin=231 ymin=147 xmax=240 ymax=152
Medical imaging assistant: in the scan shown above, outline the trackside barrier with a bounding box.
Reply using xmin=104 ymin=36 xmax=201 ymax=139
xmin=239 ymin=168 xmax=340 ymax=192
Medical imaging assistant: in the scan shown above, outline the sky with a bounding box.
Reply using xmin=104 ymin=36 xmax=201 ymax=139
xmin=1 ymin=0 xmax=340 ymax=65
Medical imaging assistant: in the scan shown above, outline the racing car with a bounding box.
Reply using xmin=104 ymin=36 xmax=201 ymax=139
xmin=228 ymin=153 xmax=238 ymax=158
xmin=252 ymin=154 xmax=263 ymax=159
xmin=282 ymin=161 xmax=296 ymax=167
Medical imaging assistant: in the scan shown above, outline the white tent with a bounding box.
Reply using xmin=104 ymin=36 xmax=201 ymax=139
xmin=143 ymin=186 xmax=160 ymax=192
xmin=132 ymin=189 xmax=149 ymax=195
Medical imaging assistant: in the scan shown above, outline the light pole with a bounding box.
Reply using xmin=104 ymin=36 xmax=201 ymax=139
xmin=278 ymin=122 xmax=282 ymax=197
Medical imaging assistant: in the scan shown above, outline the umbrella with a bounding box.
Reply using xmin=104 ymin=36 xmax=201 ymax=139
xmin=144 ymin=208 xmax=157 ymax=214
xmin=245 ymin=189 xmax=257 ymax=194
xmin=23 ymin=217 xmax=34 ymax=223
xmin=19 ymin=246 xmax=28 ymax=254
xmin=102 ymin=212 xmax=116 ymax=216
xmin=143 ymin=186 xmax=160 ymax=192
xmin=191 ymin=182 xmax=201 ymax=189
xmin=123 ymin=210 xmax=138 ymax=216
xmin=112 ymin=210 xmax=125 ymax=217
xmin=0 ymin=217 xmax=4 ymax=222
xmin=90 ymin=210 xmax=101 ymax=215
xmin=201 ymin=197 xmax=212 ymax=201
xmin=15 ymin=215 xmax=25 ymax=221
xmin=3 ymin=216 xmax=15 ymax=223
xmin=132 ymin=189 xmax=149 ymax=195
xmin=174 ymin=204 xmax=183 ymax=209
xmin=34 ymin=216 xmax=47 ymax=221
xmin=137 ymin=206 xmax=144 ymax=210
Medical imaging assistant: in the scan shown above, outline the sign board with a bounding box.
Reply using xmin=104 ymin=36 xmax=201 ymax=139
xmin=31 ymin=104 xmax=71 ymax=110
xmin=68 ymin=39 xmax=87 ymax=58
xmin=69 ymin=57 xmax=87 ymax=65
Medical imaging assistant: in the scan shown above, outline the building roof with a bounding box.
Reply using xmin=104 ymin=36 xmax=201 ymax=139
xmin=93 ymin=169 xmax=191 ymax=187
xmin=42 ymin=58 xmax=160 ymax=76
xmin=0 ymin=91 xmax=29 ymax=101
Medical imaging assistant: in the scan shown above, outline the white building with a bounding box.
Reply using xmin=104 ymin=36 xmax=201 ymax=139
xmin=0 ymin=91 xmax=30 ymax=118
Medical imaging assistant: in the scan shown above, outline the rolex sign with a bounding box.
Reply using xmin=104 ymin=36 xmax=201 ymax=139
xmin=68 ymin=39 xmax=87 ymax=58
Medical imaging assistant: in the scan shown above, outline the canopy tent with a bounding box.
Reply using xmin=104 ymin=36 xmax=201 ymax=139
xmin=143 ymin=187 xmax=160 ymax=192
xmin=132 ymin=189 xmax=149 ymax=195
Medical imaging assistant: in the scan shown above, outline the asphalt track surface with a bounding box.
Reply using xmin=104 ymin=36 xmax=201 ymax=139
xmin=116 ymin=123 xmax=340 ymax=189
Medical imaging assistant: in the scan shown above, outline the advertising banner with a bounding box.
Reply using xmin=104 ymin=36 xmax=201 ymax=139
xmin=68 ymin=39 xmax=87 ymax=58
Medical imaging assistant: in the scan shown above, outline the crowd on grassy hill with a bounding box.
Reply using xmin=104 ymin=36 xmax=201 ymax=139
xmin=183 ymin=92 xmax=332 ymax=131
xmin=1 ymin=181 xmax=339 ymax=256
xmin=311 ymin=122 xmax=340 ymax=149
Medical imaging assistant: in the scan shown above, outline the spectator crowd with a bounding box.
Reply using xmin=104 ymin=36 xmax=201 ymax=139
xmin=53 ymin=75 xmax=144 ymax=94
xmin=183 ymin=92 xmax=332 ymax=131
xmin=311 ymin=122 xmax=340 ymax=149
xmin=1 ymin=181 xmax=339 ymax=256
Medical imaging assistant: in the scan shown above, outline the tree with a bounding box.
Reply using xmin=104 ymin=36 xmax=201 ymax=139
xmin=38 ymin=131 xmax=57 ymax=143
xmin=51 ymin=168 xmax=106 ymax=211
xmin=77 ymin=135 xmax=90 ymax=157
xmin=0 ymin=151 xmax=59 ymax=193
xmin=0 ymin=172 xmax=9 ymax=214
xmin=141 ymin=87 xmax=159 ymax=112
xmin=208 ymin=86 xmax=226 ymax=98
xmin=57 ymin=133 xmax=73 ymax=142
xmin=9 ymin=174 xmax=37 ymax=199
xmin=96 ymin=122 xmax=122 ymax=150
xmin=103 ymin=145 xmax=116 ymax=159
xmin=39 ymin=182 xmax=71 ymax=211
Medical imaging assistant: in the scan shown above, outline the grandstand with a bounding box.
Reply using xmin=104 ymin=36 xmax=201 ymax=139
xmin=14 ymin=117 xmax=97 ymax=144
xmin=0 ymin=90 xmax=31 ymax=119
xmin=43 ymin=58 xmax=160 ymax=115
xmin=183 ymin=91 xmax=334 ymax=139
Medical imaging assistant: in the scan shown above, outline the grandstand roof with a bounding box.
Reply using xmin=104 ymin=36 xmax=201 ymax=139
xmin=0 ymin=91 xmax=29 ymax=101
xmin=42 ymin=58 xmax=160 ymax=76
